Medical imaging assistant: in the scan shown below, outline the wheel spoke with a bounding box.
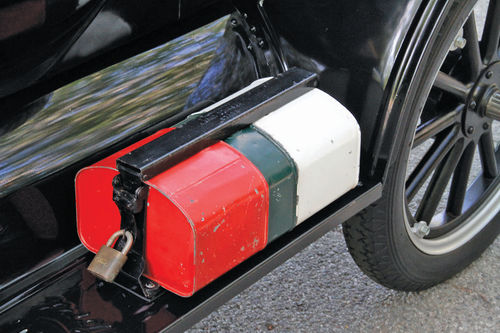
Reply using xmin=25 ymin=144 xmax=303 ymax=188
xmin=478 ymin=130 xmax=498 ymax=178
xmin=406 ymin=127 xmax=458 ymax=200
xmin=462 ymin=146 xmax=500 ymax=213
xmin=415 ymin=140 xmax=464 ymax=223
xmin=482 ymin=0 xmax=500 ymax=63
xmin=446 ymin=143 xmax=475 ymax=217
xmin=413 ymin=107 xmax=462 ymax=147
xmin=434 ymin=71 xmax=469 ymax=100
xmin=463 ymin=12 xmax=483 ymax=79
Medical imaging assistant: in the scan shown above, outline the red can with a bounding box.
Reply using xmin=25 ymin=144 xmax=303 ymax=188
xmin=76 ymin=130 xmax=269 ymax=296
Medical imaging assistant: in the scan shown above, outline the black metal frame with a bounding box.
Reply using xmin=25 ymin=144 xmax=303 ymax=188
xmin=0 ymin=183 xmax=381 ymax=331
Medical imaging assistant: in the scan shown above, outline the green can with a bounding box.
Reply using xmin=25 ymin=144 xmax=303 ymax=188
xmin=226 ymin=126 xmax=298 ymax=243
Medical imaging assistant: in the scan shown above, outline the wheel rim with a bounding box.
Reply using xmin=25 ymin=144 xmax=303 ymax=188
xmin=404 ymin=0 xmax=500 ymax=255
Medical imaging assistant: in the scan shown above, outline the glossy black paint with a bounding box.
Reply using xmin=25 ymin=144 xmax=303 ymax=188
xmin=0 ymin=0 xmax=233 ymax=103
xmin=0 ymin=15 xmax=263 ymax=198
xmin=0 ymin=0 xmax=107 ymax=98
xmin=374 ymin=0 xmax=450 ymax=179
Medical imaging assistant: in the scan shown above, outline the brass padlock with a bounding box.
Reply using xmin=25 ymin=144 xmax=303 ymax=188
xmin=87 ymin=230 xmax=133 ymax=282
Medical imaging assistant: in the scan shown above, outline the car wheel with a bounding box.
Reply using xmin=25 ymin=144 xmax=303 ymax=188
xmin=343 ymin=0 xmax=500 ymax=291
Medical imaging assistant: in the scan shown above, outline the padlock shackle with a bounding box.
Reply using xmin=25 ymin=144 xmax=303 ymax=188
xmin=106 ymin=229 xmax=134 ymax=254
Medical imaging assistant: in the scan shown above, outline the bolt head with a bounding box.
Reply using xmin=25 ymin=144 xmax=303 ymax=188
xmin=454 ymin=36 xmax=467 ymax=49
xmin=144 ymin=280 xmax=158 ymax=289
xmin=483 ymin=122 xmax=490 ymax=130
xmin=247 ymin=44 xmax=253 ymax=51
xmin=486 ymin=71 xmax=493 ymax=79
xmin=469 ymin=101 xmax=477 ymax=110
xmin=467 ymin=126 xmax=475 ymax=134
xmin=411 ymin=221 xmax=430 ymax=238
xmin=230 ymin=19 xmax=238 ymax=26
xmin=250 ymin=26 xmax=257 ymax=33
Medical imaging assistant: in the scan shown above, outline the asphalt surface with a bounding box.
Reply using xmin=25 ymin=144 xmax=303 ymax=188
xmin=189 ymin=1 xmax=500 ymax=331
xmin=189 ymin=224 xmax=500 ymax=332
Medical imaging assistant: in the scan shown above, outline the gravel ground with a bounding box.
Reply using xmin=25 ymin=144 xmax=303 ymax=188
xmin=189 ymin=1 xmax=500 ymax=331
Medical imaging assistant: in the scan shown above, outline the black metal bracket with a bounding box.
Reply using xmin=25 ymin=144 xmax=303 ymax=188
xmin=116 ymin=67 xmax=317 ymax=180
xmin=111 ymin=173 xmax=160 ymax=300
xmin=232 ymin=0 xmax=288 ymax=74
xmin=113 ymin=256 xmax=165 ymax=302
xmin=109 ymin=67 xmax=317 ymax=300
xmin=228 ymin=10 xmax=283 ymax=78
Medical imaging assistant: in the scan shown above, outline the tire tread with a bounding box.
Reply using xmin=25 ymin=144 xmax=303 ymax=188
xmin=343 ymin=202 xmax=436 ymax=291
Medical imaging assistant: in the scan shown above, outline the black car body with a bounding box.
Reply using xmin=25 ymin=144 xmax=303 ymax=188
xmin=1 ymin=0 xmax=499 ymax=331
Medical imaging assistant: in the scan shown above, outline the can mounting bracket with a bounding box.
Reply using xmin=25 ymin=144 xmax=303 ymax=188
xmin=108 ymin=68 xmax=317 ymax=299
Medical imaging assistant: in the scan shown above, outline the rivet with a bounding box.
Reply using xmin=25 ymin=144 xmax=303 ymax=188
xmin=247 ymin=44 xmax=253 ymax=51
xmin=467 ymin=126 xmax=475 ymax=134
xmin=486 ymin=71 xmax=493 ymax=79
xmin=469 ymin=101 xmax=477 ymax=110
xmin=250 ymin=26 xmax=257 ymax=33
xmin=483 ymin=122 xmax=490 ymax=130
xmin=258 ymin=39 xmax=265 ymax=48
xmin=230 ymin=19 xmax=238 ymax=26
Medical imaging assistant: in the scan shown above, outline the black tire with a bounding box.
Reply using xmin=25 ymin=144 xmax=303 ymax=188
xmin=343 ymin=0 xmax=500 ymax=291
